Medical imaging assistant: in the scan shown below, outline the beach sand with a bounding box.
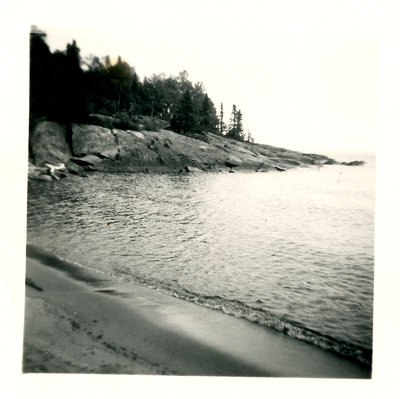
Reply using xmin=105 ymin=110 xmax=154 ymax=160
xmin=23 ymin=255 xmax=370 ymax=378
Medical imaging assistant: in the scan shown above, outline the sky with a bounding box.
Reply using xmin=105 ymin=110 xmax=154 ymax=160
xmin=3 ymin=0 xmax=378 ymax=153
xmin=16 ymin=0 xmax=377 ymax=153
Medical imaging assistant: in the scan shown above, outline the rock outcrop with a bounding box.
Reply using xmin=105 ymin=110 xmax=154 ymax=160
xmin=72 ymin=124 xmax=119 ymax=159
xmin=341 ymin=160 xmax=365 ymax=166
xmin=29 ymin=120 xmax=343 ymax=180
xmin=30 ymin=121 xmax=71 ymax=166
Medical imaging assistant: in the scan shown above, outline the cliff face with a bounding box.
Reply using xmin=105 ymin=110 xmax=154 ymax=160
xmin=29 ymin=121 xmax=71 ymax=165
xmin=29 ymin=121 xmax=337 ymax=177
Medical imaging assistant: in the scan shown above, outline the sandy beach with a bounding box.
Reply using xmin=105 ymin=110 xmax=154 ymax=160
xmin=23 ymin=251 xmax=370 ymax=378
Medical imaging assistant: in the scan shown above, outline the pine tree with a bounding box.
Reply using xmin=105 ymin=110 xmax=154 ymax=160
xmin=30 ymin=29 xmax=54 ymax=119
xmin=199 ymin=94 xmax=218 ymax=132
xmin=170 ymin=89 xmax=195 ymax=134
xmin=246 ymin=130 xmax=255 ymax=143
xmin=49 ymin=39 xmax=88 ymax=123
xmin=229 ymin=104 xmax=237 ymax=136
xmin=236 ymin=109 xmax=244 ymax=139
xmin=227 ymin=105 xmax=245 ymax=141
xmin=218 ymin=103 xmax=226 ymax=135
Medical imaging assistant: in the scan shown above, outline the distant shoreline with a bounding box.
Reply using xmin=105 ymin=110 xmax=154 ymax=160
xmin=28 ymin=120 xmax=369 ymax=181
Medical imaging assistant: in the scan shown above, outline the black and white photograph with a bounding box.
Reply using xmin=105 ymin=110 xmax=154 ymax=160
xmin=1 ymin=0 xmax=398 ymax=397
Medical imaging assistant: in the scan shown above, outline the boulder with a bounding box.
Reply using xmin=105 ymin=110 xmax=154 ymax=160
xmin=114 ymin=129 xmax=159 ymax=165
xmin=28 ymin=162 xmax=47 ymax=175
xmin=184 ymin=165 xmax=204 ymax=173
xmin=126 ymin=130 xmax=145 ymax=140
xmin=256 ymin=162 xmax=265 ymax=172
xmin=71 ymin=124 xmax=118 ymax=158
xmin=65 ymin=160 xmax=84 ymax=175
xmin=225 ymin=157 xmax=241 ymax=168
xmin=30 ymin=174 xmax=53 ymax=182
xmin=28 ymin=168 xmax=43 ymax=180
xmin=280 ymin=159 xmax=301 ymax=166
xmin=341 ymin=160 xmax=365 ymax=166
xmin=323 ymin=159 xmax=337 ymax=165
xmin=70 ymin=154 xmax=103 ymax=167
xmin=30 ymin=121 xmax=71 ymax=166
xmin=98 ymin=148 xmax=119 ymax=160
xmin=88 ymin=114 xmax=116 ymax=129
xmin=37 ymin=174 xmax=53 ymax=182
xmin=83 ymin=165 xmax=97 ymax=172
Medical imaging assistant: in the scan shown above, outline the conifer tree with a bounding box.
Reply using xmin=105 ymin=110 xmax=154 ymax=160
xmin=170 ymin=89 xmax=195 ymax=134
xmin=218 ymin=103 xmax=226 ymax=135
xmin=227 ymin=104 xmax=245 ymax=141
xmin=198 ymin=94 xmax=218 ymax=132
xmin=246 ymin=130 xmax=255 ymax=143
xmin=30 ymin=29 xmax=53 ymax=119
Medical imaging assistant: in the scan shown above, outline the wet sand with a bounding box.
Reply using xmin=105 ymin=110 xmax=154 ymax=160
xmin=23 ymin=256 xmax=370 ymax=378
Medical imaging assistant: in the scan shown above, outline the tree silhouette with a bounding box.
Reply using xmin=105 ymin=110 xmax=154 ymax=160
xmin=199 ymin=94 xmax=218 ymax=133
xmin=107 ymin=56 xmax=134 ymax=113
xmin=170 ymin=89 xmax=195 ymax=134
xmin=29 ymin=29 xmax=226 ymax=138
xmin=218 ymin=103 xmax=226 ymax=135
xmin=227 ymin=105 xmax=245 ymax=141
xmin=29 ymin=30 xmax=53 ymax=119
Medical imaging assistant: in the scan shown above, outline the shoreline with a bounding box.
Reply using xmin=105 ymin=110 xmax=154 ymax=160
xmin=23 ymin=254 xmax=371 ymax=378
xmin=29 ymin=121 xmax=341 ymax=180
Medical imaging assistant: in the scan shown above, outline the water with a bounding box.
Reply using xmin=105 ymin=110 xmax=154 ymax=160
xmin=26 ymin=154 xmax=375 ymax=366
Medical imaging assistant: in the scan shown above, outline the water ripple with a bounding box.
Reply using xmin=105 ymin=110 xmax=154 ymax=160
xmin=27 ymin=162 xmax=375 ymax=359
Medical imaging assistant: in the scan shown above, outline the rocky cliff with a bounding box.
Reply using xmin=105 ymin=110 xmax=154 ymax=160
xmin=28 ymin=120 xmax=341 ymax=180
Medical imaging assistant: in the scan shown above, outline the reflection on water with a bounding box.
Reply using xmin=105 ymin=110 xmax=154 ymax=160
xmin=27 ymin=160 xmax=375 ymax=359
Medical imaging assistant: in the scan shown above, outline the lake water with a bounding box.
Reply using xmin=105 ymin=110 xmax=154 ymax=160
xmin=26 ymin=153 xmax=375 ymax=367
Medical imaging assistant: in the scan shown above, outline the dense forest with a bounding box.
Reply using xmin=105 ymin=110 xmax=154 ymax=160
xmin=30 ymin=27 xmax=251 ymax=142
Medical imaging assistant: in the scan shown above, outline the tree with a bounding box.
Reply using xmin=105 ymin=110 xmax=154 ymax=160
xmin=29 ymin=30 xmax=224 ymax=139
xmin=177 ymin=70 xmax=193 ymax=95
xmin=29 ymin=28 xmax=54 ymax=119
xmin=126 ymin=71 xmax=141 ymax=115
xmin=191 ymin=81 xmax=205 ymax=130
xmin=246 ymin=130 xmax=255 ymax=143
xmin=38 ymin=39 xmax=88 ymax=124
xmin=107 ymin=56 xmax=135 ymax=113
xmin=64 ymin=40 xmax=88 ymax=121
xmin=199 ymin=94 xmax=218 ymax=133
xmin=228 ymin=104 xmax=237 ymax=136
xmin=84 ymin=55 xmax=140 ymax=116
xmin=218 ymin=103 xmax=226 ymax=135
xmin=140 ymin=74 xmax=181 ymax=121
xmin=226 ymin=104 xmax=245 ymax=141
xmin=84 ymin=55 xmax=112 ymax=114
xmin=170 ymin=89 xmax=195 ymax=134
xmin=236 ymin=109 xmax=244 ymax=139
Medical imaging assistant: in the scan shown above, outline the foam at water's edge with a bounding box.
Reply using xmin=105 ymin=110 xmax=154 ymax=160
xmin=26 ymin=244 xmax=372 ymax=369
xmin=135 ymin=281 xmax=372 ymax=368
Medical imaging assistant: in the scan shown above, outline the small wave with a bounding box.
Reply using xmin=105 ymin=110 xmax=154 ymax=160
xmin=149 ymin=284 xmax=372 ymax=367
xmin=26 ymin=244 xmax=372 ymax=368
xmin=26 ymin=244 xmax=118 ymax=285
xmin=112 ymin=268 xmax=372 ymax=367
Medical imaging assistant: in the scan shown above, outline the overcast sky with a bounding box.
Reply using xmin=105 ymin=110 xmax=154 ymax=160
xmin=24 ymin=1 xmax=378 ymax=152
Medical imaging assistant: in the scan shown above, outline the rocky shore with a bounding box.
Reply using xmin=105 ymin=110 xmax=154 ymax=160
xmin=28 ymin=120 xmax=363 ymax=181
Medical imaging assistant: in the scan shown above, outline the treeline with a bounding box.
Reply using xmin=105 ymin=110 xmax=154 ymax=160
xmin=30 ymin=28 xmax=251 ymax=141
